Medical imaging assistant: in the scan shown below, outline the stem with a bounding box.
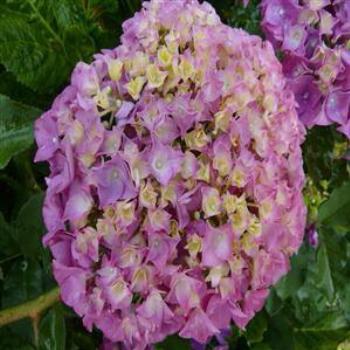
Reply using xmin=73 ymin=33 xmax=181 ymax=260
xmin=0 ymin=254 xmax=22 ymax=265
xmin=0 ymin=287 xmax=60 ymax=327
xmin=32 ymin=314 xmax=40 ymax=347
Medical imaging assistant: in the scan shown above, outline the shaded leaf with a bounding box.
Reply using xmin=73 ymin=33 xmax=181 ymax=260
xmin=0 ymin=69 xmax=50 ymax=109
xmin=251 ymin=344 xmax=272 ymax=350
xmin=0 ymin=326 xmax=35 ymax=350
xmin=0 ymin=211 xmax=20 ymax=257
xmin=39 ymin=306 xmax=66 ymax=350
xmin=274 ymin=251 xmax=307 ymax=301
xmin=155 ymin=335 xmax=191 ymax=350
xmin=264 ymin=312 xmax=296 ymax=350
xmin=293 ymin=328 xmax=350 ymax=350
xmin=245 ymin=311 xmax=268 ymax=344
xmin=1 ymin=259 xmax=43 ymax=308
xmin=314 ymin=244 xmax=335 ymax=301
xmin=302 ymin=126 xmax=349 ymax=191
xmin=265 ymin=289 xmax=284 ymax=317
xmin=14 ymin=192 xmax=45 ymax=259
xmin=319 ymin=181 xmax=350 ymax=228
xmin=0 ymin=94 xmax=41 ymax=169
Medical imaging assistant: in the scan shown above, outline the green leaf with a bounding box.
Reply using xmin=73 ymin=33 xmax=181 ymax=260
xmin=0 ymin=7 xmax=67 ymax=93
xmin=39 ymin=306 xmax=66 ymax=350
xmin=0 ymin=1 xmax=95 ymax=93
xmin=306 ymin=312 xmax=348 ymax=331
xmin=274 ymin=251 xmax=307 ymax=301
xmin=265 ymin=289 xmax=284 ymax=317
xmin=251 ymin=344 xmax=272 ymax=350
xmin=0 ymin=94 xmax=41 ymax=169
xmin=14 ymin=193 xmax=45 ymax=259
xmin=302 ymin=126 xmax=349 ymax=191
xmin=2 ymin=259 xmax=44 ymax=308
xmin=264 ymin=313 xmax=296 ymax=350
xmin=293 ymin=328 xmax=350 ymax=350
xmin=155 ymin=335 xmax=191 ymax=350
xmin=0 ymin=326 xmax=35 ymax=350
xmin=0 ymin=211 xmax=20 ymax=257
xmin=245 ymin=311 xmax=268 ymax=344
xmin=0 ymin=70 xmax=50 ymax=109
xmin=319 ymin=181 xmax=350 ymax=228
xmin=314 ymin=244 xmax=335 ymax=301
xmin=208 ymin=0 xmax=262 ymax=35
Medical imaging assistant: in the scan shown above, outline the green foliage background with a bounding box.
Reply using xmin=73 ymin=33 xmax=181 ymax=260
xmin=0 ymin=0 xmax=349 ymax=349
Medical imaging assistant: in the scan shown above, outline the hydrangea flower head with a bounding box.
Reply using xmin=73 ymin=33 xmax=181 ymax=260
xmin=35 ymin=0 xmax=306 ymax=348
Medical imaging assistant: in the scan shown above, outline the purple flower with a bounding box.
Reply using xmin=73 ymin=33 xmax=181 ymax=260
xmin=263 ymin=0 xmax=300 ymax=27
xmin=180 ymin=308 xmax=219 ymax=344
xmin=115 ymin=101 xmax=135 ymax=126
xmin=289 ymin=75 xmax=323 ymax=126
xmin=168 ymin=94 xmax=196 ymax=135
xmin=305 ymin=223 xmax=319 ymax=248
xmin=149 ymin=143 xmax=183 ymax=185
xmin=325 ymin=90 xmax=350 ymax=125
xmin=93 ymin=155 xmax=136 ymax=207
xmin=71 ymin=62 xmax=99 ymax=96
xmin=53 ymin=261 xmax=89 ymax=316
xmin=63 ymin=181 xmax=93 ymax=226
xmin=137 ymin=290 xmax=174 ymax=331
xmin=202 ymin=225 xmax=233 ymax=267
xmin=34 ymin=111 xmax=60 ymax=162
xmin=282 ymin=25 xmax=307 ymax=53
xmin=105 ymin=278 xmax=132 ymax=311
xmin=146 ymin=233 xmax=179 ymax=269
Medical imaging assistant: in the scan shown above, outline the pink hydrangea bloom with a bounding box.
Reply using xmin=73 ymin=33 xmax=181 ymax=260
xmin=35 ymin=0 xmax=306 ymax=348
xmin=260 ymin=0 xmax=350 ymax=138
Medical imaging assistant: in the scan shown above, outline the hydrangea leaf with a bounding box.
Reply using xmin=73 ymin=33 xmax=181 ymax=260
xmin=0 ymin=94 xmax=41 ymax=169
xmin=0 ymin=211 xmax=20 ymax=257
xmin=39 ymin=306 xmax=66 ymax=350
xmin=245 ymin=311 xmax=268 ymax=344
xmin=293 ymin=328 xmax=350 ymax=350
xmin=2 ymin=259 xmax=44 ymax=308
xmin=14 ymin=193 xmax=45 ymax=260
xmin=274 ymin=249 xmax=307 ymax=301
xmin=0 ymin=10 xmax=69 ymax=93
xmin=155 ymin=335 xmax=191 ymax=350
xmin=314 ymin=244 xmax=335 ymax=302
xmin=1 ymin=259 xmax=46 ymax=346
xmin=0 ymin=70 xmax=50 ymax=109
xmin=319 ymin=181 xmax=350 ymax=228
xmin=0 ymin=0 xmax=95 ymax=93
xmin=303 ymin=127 xmax=349 ymax=191
xmin=264 ymin=313 xmax=296 ymax=350
xmin=0 ymin=327 xmax=35 ymax=350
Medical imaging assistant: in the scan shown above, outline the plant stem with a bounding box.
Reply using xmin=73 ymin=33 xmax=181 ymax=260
xmin=32 ymin=313 xmax=40 ymax=347
xmin=0 ymin=287 xmax=60 ymax=327
xmin=0 ymin=254 xmax=22 ymax=265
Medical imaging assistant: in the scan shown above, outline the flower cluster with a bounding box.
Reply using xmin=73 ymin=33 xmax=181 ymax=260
xmin=35 ymin=0 xmax=306 ymax=348
xmin=260 ymin=0 xmax=350 ymax=138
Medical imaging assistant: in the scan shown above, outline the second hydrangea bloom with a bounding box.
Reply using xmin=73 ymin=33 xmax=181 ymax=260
xmin=260 ymin=0 xmax=350 ymax=138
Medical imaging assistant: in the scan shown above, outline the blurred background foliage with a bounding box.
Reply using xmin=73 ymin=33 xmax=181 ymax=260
xmin=0 ymin=0 xmax=349 ymax=349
